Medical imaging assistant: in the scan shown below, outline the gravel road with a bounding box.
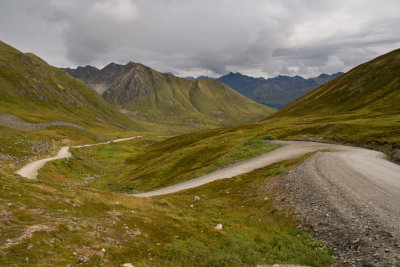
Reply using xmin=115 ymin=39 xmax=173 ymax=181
xmin=268 ymin=143 xmax=400 ymax=266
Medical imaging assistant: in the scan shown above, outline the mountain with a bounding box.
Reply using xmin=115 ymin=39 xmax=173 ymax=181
xmin=0 ymin=41 xmax=142 ymax=136
xmin=65 ymin=63 xmax=274 ymax=131
xmin=183 ymin=75 xmax=214 ymax=80
xmin=217 ymin=72 xmax=343 ymax=109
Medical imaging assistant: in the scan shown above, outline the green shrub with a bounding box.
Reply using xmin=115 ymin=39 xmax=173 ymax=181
xmin=260 ymin=232 xmax=334 ymax=266
xmin=264 ymin=166 xmax=288 ymax=177
xmin=163 ymin=231 xmax=334 ymax=267
xmin=262 ymin=135 xmax=276 ymax=140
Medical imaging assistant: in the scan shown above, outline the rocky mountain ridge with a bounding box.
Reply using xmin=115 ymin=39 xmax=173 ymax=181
xmin=65 ymin=62 xmax=274 ymax=130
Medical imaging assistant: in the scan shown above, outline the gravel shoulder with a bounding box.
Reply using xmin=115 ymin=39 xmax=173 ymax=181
xmin=269 ymin=148 xmax=400 ymax=266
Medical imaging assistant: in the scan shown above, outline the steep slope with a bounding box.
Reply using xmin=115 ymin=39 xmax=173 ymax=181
xmin=272 ymin=49 xmax=400 ymax=118
xmin=0 ymin=40 xmax=143 ymax=135
xmin=66 ymin=63 xmax=274 ymax=130
xmin=217 ymin=72 xmax=343 ymax=109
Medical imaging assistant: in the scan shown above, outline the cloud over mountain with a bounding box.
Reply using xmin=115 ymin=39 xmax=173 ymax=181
xmin=1 ymin=0 xmax=399 ymax=78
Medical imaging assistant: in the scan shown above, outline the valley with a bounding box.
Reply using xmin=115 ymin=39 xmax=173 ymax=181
xmin=0 ymin=27 xmax=399 ymax=267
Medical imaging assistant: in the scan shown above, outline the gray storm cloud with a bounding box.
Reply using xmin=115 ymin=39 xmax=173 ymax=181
xmin=0 ymin=0 xmax=399 ymax=78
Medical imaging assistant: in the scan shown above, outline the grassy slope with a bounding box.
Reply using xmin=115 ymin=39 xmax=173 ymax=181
xmin=0 ymin=152 xmax=333 ymax=266
xmin=263 ymin=48 xmax=400 ymax=153
xmin=272 ymin=49 xmax=400 ymax=117
xmin=0 ymin=40 xmax=143 ymax=134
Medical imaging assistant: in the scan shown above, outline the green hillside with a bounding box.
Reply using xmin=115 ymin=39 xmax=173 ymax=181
xmin=66 ymin=63 xmax=275 ymax=131
xmin=0 ymin=41 xmax=142 ymax=134
xmin=272 ymin=48 xmax=400 ymax=117
xmin=263 ymin=48 xmax=400 ymax=152
xmin=0 ymin=40 xmax=146 ymax=167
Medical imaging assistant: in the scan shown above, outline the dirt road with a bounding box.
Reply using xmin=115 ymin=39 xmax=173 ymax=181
xmin=270 ymin=144 xmax=400 ymax=266
xmin=131 ymin=141 xmax=351 ymax=197
xmin=15 ymin=136 xmax=139 ymax=179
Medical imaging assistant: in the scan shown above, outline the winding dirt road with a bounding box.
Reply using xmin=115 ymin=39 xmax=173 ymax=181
xmin=133 ymin=140 xmax=398 ymax=197
xmin=16 ymin=136 xmax=140 ymax=179
xmin=132 ymin=140 xmax=400 ymax=264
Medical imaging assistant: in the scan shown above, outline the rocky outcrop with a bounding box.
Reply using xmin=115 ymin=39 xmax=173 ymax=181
xmin=0 ymin=114 xmax=85 ymax=131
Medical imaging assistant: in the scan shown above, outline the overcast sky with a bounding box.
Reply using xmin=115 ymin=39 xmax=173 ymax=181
xmin=1 ymin=0 xmax=399 ymax=78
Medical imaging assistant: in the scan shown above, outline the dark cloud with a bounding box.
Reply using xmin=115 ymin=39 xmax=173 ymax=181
xmin=0 ymin=0 xmax=399 ymax=78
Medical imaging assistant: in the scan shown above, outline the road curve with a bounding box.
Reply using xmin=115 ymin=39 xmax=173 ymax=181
xmin=131 ymin=141 xmax=400 ymax=197
xmin=16 ymin=136 xmax=140 ymax=179
xmin=270 ymin=142 xmax=400 ymax=265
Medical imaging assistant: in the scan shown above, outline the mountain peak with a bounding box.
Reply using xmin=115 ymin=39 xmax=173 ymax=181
xmin=66 ymin=61 xmax=275 ymax=130
xmin=217 ymin=72 xmax=342 ymax=109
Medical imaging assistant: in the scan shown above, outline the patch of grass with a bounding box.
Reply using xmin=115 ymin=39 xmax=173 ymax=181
xmin=265 ymin=166 xmax=288 ymax=177
xmin=0 ymin=152 xmax=334 ymax=266
xmin=163 ymin=231 xmax=332 ymax=267
xmin=262 ymin=134 xmax=276 ymax=140
xmin=37 ymin=136 xmax=161 ymax=186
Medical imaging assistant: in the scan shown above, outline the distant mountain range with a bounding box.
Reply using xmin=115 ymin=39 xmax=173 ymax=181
xmin=185 ymin=72 xmax=343 ymax=109
xmin=65 ymin=63 xmax=274 ymax=132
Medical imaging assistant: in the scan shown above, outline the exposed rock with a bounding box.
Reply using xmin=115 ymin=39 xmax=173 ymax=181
xmin=194 ymin=196 xmax=200 ymax=201
xmin=393 ymin=149 xmax=400 ymax=163
xmin=78 ymin=257 xmax=89 ymax=263
xmin=128 ymin=230 xmax=141 ymax=236
xmin=214 ymin=224 xmax=223 ymax=230
xmin=0 ymin=224 xmax=55 ymax=249
xmin=211 ymin=110 xmax=224 ymax=117
xmin=121 ymin=264 xmax=134 ymax=267
xmin=0 ymin=114 xmax=85 ymax=131
xmin=0 ymin=153 xmax=18 ymax=161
